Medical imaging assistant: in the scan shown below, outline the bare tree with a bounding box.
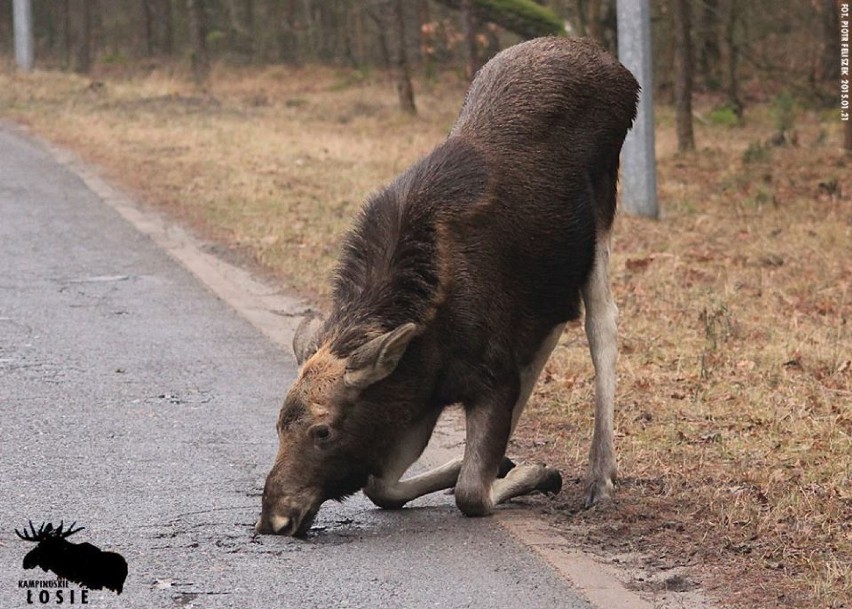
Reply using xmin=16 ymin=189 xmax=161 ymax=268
xmin=586 ymin=0 xmax=602 ymax=41
xmin=161 ymin=0 xmax=174 ymax=55
xmin=391 ymin=0 xmax=416 ymax=114
xmin=62 ymin=0 xmax=72 ymax=68
xmin=724 ymin=0 xmax=742 ymax=117
xmin=418 ymin=0 xmax=435 ymax=77
xmin=672 ymin=0 xmax=694 ymax=151
xmin=142 ymin=0 xmax=155 ymax=56
xmin=224 ymin=0 xmax=256 ymax=58
xmin=143 ymin=0 xmax=174 ymax=56
xmin=461 ymin=0 xmax=479 ymax=80
xmin=820 ymin=0 xmax=840 ymax=82
xmin=71 ymin=0 xmax=92 ymax=74
xmin=366 ymin=4 xmax=391 ymax=71
xmin=697 ymin=0 xmax=720 ymax=89
xmin=187 ymin=0 xmax=210 ymax=85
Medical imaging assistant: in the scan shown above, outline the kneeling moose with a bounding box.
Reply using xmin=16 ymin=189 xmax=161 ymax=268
xmin=257 ymin=37 xmax=639 ymax=537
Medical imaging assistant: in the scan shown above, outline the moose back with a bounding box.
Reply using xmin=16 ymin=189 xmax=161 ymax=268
xmin=257 ymin=37 xmax=639 ymax=536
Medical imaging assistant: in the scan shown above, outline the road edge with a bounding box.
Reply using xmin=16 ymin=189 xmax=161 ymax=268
xmin=20 ymin=124 xmax=718 ymax=609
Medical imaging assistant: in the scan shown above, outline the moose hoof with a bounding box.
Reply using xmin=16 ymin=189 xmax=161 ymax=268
xmin=583 ymin=478 xmax=614 ymax=509
xmin=364 ymin=480 xmax=408 ymax=510
xmin=497 ymin=456 xmax=517 ymax=478
xmin=455 ymin=487 xmax=494 ymax=517
xmin=376 ymin=499 xmax=407 ymax=510
xmin=365 ymin=493 xmax=408 ymax=510
xmin=537 ymin=467 xmax=563 ymax=496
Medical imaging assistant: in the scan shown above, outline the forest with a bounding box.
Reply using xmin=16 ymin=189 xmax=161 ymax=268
xmin=0 ymin=1 xmax=847 ymax=117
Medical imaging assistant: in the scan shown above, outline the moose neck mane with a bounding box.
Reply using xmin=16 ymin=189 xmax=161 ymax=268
xmin=326 ymin=170 xmax=441 ymax=357
xmin=325 ymin=137 xmax=489 ymax=357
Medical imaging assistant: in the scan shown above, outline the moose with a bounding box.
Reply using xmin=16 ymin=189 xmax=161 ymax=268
xmin=15 ymin=521 xmax=128 ymax=594
xmin=257 ymin=37 xmax=639 ymax=536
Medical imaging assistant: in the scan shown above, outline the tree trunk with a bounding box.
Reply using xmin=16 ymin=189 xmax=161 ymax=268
xmin=142 ymin=0 xmax=155 ymax=56
xmin=845 ymin=118 xmax=852 ymax=153
xmin=71 ymin=0 xmax=92 ymax=74
xmin=698 ymin=0 xmax=720 ymax=89
xmin=672 ymin=0 xmax=695 ymax=151
xmin=585 ymin=0 xmax=602 ymax=41
xmin=599 ymin=0 xmax=617 ymax=53
xmin=245 ymin=0 xmax=254 ymax=34
xmin=418 ymin=0 xmax=434 ymax=77
xmin=225 ymin=0 xmax=255 ymax=58
xmin=392 ymin=0 xmax=417 ymax=114
xmin=274 ymin=0 xmax=299 ymax=64
xmin=821 ymin=0 xmax=840 ymax=82
xmin=547 ymin=0 xmax=566 ymax=20
xmin=301 ymin=0 xmax=317 ymax=60
xmin=462 ymin=0 xmax=479 ymax=80
xmin=724 ymin=0 xmax=742 ymax=117
xmin=143 ymin=0 xmax=175 ymax=55
xmin=572 ymin=0 xmax=587 ymax=35
xmin=366 ymin=7 xmax=391 ymax=71
xmin=245 ymin=0 xmax=257 ymax=61
xmin=187 ymin=0 xmax=210 ymax=85
xmin=62 ymin=0 xmax=72 ymax=69
xmin=161 ymin=0 xmax=174 ymax=55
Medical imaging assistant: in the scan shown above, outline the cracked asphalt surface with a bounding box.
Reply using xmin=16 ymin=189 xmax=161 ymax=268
xmin=0 ymin=127 xmax=591 ymax=608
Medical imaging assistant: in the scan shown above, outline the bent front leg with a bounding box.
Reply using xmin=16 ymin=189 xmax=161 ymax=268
xmin=364 ymin=411 xmax=460 ymax=509
xmin=366 ymin=458 xmax=463 ymax=509
xmin=454 ymin=383 xmax=518 ymax=517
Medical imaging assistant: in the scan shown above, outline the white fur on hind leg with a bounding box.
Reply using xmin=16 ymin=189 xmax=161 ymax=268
xmin=582 ymin=232 xmax=618 ymax=507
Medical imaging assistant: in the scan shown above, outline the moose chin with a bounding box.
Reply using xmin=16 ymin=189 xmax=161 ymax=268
xmin=257 ymin=36 xmax=639 ymax=537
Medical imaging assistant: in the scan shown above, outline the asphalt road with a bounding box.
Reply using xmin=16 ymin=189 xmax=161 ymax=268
xmin=0 ymin=127 xmax=591 ymax=609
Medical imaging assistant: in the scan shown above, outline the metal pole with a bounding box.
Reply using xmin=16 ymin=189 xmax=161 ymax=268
xmin=616 ymin=0 xmax=658 ymax=218
xmin=13 ymin=0 xmax=35 ymax=72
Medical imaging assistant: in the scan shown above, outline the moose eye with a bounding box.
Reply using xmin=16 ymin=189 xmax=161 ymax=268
xmin=309 ymin=424 xmax=332 ymax=446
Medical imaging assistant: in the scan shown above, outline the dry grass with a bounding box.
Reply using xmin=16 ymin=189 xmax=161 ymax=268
xmin=1 ymin=62 xmax=849 ymax=609
xmin=0 ymin=63 xmax=464 ymax=297
xmin=518 ymin=111 xmax=852 ymax=606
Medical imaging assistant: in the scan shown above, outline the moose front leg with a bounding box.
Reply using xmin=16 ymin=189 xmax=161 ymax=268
xmin=454 ymin=395 xmax=511 ymax=516
xmin=455 ymin=383 xmax=556 ymax=516
xmin=364 ymin=412 xmax=462 ymax=509
xmin=366 ymin=459 xmax=464 ymax=510
xmin=364 ymin=412 xmax=520 ymax=509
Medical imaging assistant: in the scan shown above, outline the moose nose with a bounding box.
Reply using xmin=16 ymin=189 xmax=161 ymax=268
xmin=255 ymin=513 xmax=293 ymax=535
xmin=270 ymin=515 xmax=291 ymax=534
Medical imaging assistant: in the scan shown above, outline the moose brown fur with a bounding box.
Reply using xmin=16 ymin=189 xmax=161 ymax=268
xmin=257 ymin=37 xmax=639 ymax=536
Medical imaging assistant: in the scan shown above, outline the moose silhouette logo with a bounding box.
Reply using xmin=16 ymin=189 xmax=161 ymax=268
xmin=15 ymin=521 xmax=128 ymax=595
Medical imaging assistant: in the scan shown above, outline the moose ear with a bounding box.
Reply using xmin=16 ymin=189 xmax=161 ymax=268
xmin=343 ymin=323 xmax=420 ymax=390
xmin=293 ymin=312 xmax=325 ymax=366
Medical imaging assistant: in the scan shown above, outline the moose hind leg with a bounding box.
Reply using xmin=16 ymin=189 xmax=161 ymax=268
xmin=486 ymin=323 xmax=566 ymax=506
xmin=491 ymin=463 xmax=562 ymax=506
xmin=581 ymin=232 xmax=618 ymax=507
